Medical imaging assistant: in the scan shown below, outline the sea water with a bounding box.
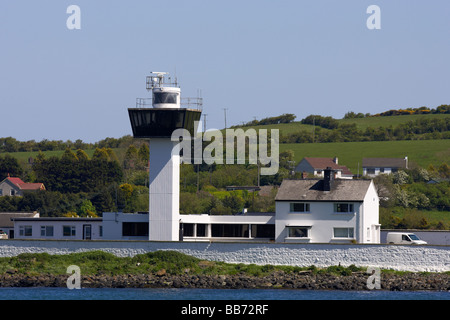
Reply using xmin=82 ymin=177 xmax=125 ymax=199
xmin=0 ymin=287 xmax=448 ymax=300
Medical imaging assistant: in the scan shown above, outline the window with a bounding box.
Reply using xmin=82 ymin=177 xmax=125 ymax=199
xmin=333 ymin=228 xmax=354 ymax=239
xmin=19 ymin=226 xmax=32 ymax=237
xmin=122 ymin=222 xmax=149 ymax=237
xmin=366 ymin=168 xmax=375 ymax=175
xmin=211 ymin=224 xmax=249 ymax=238
xmin=251 ymin=224 xmax=275 ymax=239
xmin=10 ymin=189 xmax=15 ymax=196
xmin=63 ymin=226 xmax=76 ymax=237
xmin=182 ymin=223 xmax=194 ymax=237
xmin=288 ymin=226 xmax=310 ymax=238
xmin=196 ymin=224 xmax=207 ymax=237
xmin=290 ymin=202 xmax=310 ymax=213
xmin=153 ymin=92 xmax=177 ymax=104
xmin=334 ymin=203 xmax=354 ymax=213
xmin=0 ymin=189 xmax=3 ymax=196
xmin=99 ymin=226 xmax=103 ymax=237
xmin=408 ymin=234 xmax=419 ymax=241
xmin=40 ymin=226 xmax=54 ymax=237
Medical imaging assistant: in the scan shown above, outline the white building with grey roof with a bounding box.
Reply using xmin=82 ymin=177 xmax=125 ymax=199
xmin=275 ymin=168 xmax=380 ymax=244
xmin=5 ymin=168 xmax=380 ymax=244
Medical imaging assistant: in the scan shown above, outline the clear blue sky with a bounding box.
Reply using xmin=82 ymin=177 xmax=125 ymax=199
xmin=1 ymin=0 xmax=449 ymax=143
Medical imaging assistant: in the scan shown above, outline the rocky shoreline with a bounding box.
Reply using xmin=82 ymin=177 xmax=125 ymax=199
xmin=1 ymin=271 xmax=449 ymax=291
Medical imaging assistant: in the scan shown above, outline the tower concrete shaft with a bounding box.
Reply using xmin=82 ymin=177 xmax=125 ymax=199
xmin=148 ymin=139 xmax=180 ymax=241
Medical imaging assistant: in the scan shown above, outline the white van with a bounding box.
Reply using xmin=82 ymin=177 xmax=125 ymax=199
xmin=386 ymin=232 xmax=427 ymax=245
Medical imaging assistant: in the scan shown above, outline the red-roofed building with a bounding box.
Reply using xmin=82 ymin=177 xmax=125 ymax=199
xmin=0 ymin=176 xmax=45 ymax=196
xmin=295 ymin=157 xmax=353 ymax=179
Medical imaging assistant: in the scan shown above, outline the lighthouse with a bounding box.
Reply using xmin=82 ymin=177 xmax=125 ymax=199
xmin=128 ymin=72 xmax=202 ymax=241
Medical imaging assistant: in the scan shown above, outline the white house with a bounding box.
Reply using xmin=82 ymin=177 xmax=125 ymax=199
xmin=362 ymin=157 xmax=408 ymax=177
xmin=275 ymin=168 xmax=380 ymax=244
xmin=295 ymin=157 xmax=353 ymax=179
xmin=12 ymin=217 xmax=102 ymax=240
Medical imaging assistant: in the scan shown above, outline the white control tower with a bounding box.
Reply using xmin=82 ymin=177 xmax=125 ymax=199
xmin=129 ymin=72 xmax=202 ymax=241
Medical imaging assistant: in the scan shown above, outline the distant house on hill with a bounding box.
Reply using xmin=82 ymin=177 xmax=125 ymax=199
xmin=0 ymin=176 xmax=45 ymax=197
xmin=362 ymin=157 xmax=408 ymax=177
xmin=295 ymin=157 xmax=353 ymax=179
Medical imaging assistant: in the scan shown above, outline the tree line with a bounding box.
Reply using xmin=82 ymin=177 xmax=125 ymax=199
xmin=282 ymin=116 xmax=450 ymax=143
xmin=232 ymin=113 xmax=296 ymax=128
xmin=0 ymin=145 xmax=293 ymax=217
xmin=0 ymin=135 xmax=134 ymax=153
xmin=375 ymin=164 xmax=450 ymax=230
xmin=372 ymin=104 xmax=450 ymax=117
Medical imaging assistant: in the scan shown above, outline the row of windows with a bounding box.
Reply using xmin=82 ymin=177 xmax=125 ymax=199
xmin=182 ymin=223 xmax=275 ymax=239
xmin=365 ymin=168 xmax=398 ymax=174
xmin=290 ymin=202 xmax=355 ymax=213
xmin=19 ymin=225 xmax=101 ymax=237
xmin=287 ymin=226 xmax=354 ymax=239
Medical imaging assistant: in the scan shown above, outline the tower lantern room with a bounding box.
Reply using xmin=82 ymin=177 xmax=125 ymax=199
xmin=146 ymin=72 xmax=181 ymax=109
xmin=128 ymin=72 xmax=202 ymax=241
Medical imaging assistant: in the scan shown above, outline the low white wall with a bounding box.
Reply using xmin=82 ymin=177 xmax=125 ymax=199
xmin=0 ymin=240 xmax=448 ymax=272
xmin=381 ymin=230 xmax=450 ymax=246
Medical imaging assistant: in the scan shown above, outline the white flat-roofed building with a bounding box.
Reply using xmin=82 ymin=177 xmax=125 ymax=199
xmin=102 ymin=212 xmax=150 ymax=241
xmin=179 ymin=212 xmax=275 ymax=242
xmin=12 ymin=217 xmax=102 ymax=240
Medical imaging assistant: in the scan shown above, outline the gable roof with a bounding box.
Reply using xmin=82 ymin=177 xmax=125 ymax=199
xmin=0 ymin=212 xmax=39 ymax=228
xmin=5 ymin=177 xmax=25 ymax=186
xmin=275 ymin=179 xmax=372 ymax=202
xmin=0 ymin=177 xmax=45 ymax=191
xmin=301 ymin=157 xmax=353 ymax=176
xmin=362 ymin=158 xmax=407 ymax=169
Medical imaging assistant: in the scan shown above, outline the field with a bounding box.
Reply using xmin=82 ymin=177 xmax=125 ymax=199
xmin=338 ymin=113 xmax=449 ymax=130
xmin=280 ymin=139 xmax=450 ymax=174
xmin=246 ymin=113 xmax=450 ymax=135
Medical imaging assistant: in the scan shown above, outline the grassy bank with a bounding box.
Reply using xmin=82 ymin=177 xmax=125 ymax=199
xmin=1 ymin=251 xmax=448 ymax=290
xmin=1 ymin=250 xmax=448 ymax=277
xmin=0 ymin=250 xmax=361 ymax=277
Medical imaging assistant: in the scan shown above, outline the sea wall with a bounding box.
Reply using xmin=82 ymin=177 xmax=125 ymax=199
xmin=0 ymin=240 xmax=449 ymax=272
xmin=380 ymin=230 xmax=450 ymax=245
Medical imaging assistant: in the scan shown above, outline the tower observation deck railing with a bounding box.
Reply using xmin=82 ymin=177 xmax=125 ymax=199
xmin=135 ymin=97 xmax=203 ymax=111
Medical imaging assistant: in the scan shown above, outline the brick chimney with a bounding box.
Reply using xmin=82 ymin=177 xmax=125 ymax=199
xmin=323 ymin=167 xmax=334 ymax=191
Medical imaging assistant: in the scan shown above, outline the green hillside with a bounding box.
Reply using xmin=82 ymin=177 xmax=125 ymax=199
xmin=281 ymin=139 xmax=449 ymax=174
xmin=338 ymin=113 xmax=450 ymax=130
xmin=244 ymin=113 xmax=450 ymax=135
